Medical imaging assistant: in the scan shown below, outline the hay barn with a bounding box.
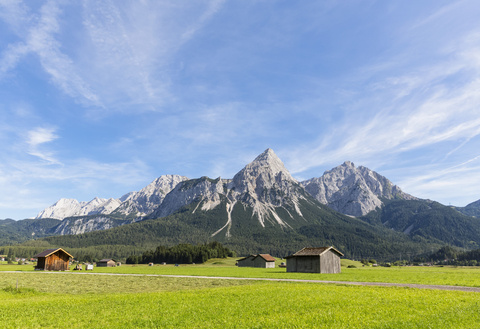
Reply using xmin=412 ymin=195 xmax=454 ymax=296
xmin=286 ymin=247 xmax=343 ymax=273
xmin=97 ymin=259 xmax=116 ymax=267
xmin=33 ymin=248 xmax=73 ymax=271
xmin=237 ymin=254 xmax=275 ymax=268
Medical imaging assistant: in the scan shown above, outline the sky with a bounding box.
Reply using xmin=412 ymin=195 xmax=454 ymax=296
xmin=1 ymin=0 xmax=480 ymax=219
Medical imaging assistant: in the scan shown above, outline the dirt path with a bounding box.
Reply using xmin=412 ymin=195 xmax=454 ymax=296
xmin=3 ymin=271 xmax=480 ymax=293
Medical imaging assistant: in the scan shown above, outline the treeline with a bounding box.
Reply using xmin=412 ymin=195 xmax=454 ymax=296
xmin=426 ymin=245 xmax=480 ymax=265
xmin=126 ymin=241 xmax=236 ymax=264
xmin=0 ymin=244 xmax=148 ymax=263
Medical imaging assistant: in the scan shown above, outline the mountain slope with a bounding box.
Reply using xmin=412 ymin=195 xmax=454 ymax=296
xmin=35 ymin=175 xmax=189 ymax=220
xmin=454 ymin=199 xmax=480 ymax=218
xmin=0 ymin=217 xmax=61 ymax=245
xmin=301 ymin=161 xmax=416 ymax=217
xmin=34 ymin=195 xmax=440 ymax=260
xmin=115 ymin=175 xmax=189 ymax=216
xmin=360 ymin=198 xmax=480 ymax=250
xmin=35 ymin=197 xmax=122 ymax=220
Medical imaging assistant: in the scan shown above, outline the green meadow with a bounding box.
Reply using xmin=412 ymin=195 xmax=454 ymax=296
xmin=2 ymin=259 xmax=480 ymax=328
xmin=3 ymin=258 xmax=480 ymax=287
xmin=1 ymin=274 xmax=480 ymax=328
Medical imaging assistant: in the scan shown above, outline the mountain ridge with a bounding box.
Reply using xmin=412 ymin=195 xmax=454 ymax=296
xmin=3 ymin=148 xmax=480 ymax=259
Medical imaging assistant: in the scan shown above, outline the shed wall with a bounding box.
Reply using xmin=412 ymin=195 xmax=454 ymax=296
xmin=37 ymin=252 xmax=70 ymax=271
xmin=297 ymin=256 xmax=320 ymax=273
xmin=320 ymin=250 xmax=341 ymax=273
xmin=287 ymin=256 xmax=320 ymax=273
xmin=237 ymin=256 xmax=255 ymax=267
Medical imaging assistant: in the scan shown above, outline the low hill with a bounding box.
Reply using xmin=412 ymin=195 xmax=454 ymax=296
xmin=0 ymin=218 xmax=61 ymax=245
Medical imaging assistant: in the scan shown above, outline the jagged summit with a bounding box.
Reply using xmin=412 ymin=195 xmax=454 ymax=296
xmin=233 ymin=149 xmax=296 ymax=192
xmin=247 ymin=148 xmax=294 ymax=180
xmin=35 ymin=197 xmax=122 ymax=220
xmin=301 ymin=161 xmax=416 ymax=217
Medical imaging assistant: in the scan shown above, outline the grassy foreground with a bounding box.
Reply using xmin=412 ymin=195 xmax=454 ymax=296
xmin=1 ymin=278 xmax=480 ymax=328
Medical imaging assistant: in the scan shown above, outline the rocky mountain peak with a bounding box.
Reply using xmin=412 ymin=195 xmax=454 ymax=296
xmin=247 ymin=148 xmax=294 ymax=179
xmin=301 ymin=162 xmax=416 ymax=217
xmin=114 ymin=174 xmax=189 ymax=216
xmin=232 ymin=149 xmax=296 ymax=192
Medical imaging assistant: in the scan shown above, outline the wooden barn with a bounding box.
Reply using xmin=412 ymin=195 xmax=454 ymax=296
xmin=237 ymin=255 xmax=255 ymax=267
xmin=97 ymin=259 xmax=116 ymax=267
xmin=285 ymin=247 xmax=343 ymax=274
xmin=33 ymin=248 xmax=73 ymax=271
xmin=237 ymin=254 xmax=275 ymax=268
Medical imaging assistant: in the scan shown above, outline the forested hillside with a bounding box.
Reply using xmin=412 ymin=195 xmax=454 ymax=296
xmin=0 ymin=218 xmax=61 ymax=245
xmin=360 ymin=199 xmax=480 ymax=250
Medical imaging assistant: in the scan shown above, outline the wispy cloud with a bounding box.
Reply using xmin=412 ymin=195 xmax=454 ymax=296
xmin=24 ymin=127 xmax=59 ymax=163
xmin=26 ymin=127 xmax=58 ymax=146
xmin=0 ymin=0 xmax=101 ymax=106
xmin=286 ymin=28 xmax=480 ymax=176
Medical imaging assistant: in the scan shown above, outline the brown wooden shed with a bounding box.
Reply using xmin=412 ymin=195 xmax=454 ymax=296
xmin=97 ymin=259 xmax=116 ymax=267
xmin=33 ymin=248 xmax=73 ymax=271
xmin=285 ymin=247 xmax=343 ymax=274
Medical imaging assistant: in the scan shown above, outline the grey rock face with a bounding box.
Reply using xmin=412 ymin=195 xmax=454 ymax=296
xmin=115 ymin=175 xmax=189 ymax=216
xmin=150 ymin=148 xmax=307 ymax=232
xmin=50 ymin=216 xmax=134 ymax=235
xmin=36 ymin=175 xmax=189 ymax=220
xmin=151 ymin=176 xmax=226 ymax=219
xmin=301 ymin=161 xmax=416 ymax=217
xmin=35 ymin=197 xmax=122 ymax=220
xmin=227 ymin=148 xmax=305 ymax=227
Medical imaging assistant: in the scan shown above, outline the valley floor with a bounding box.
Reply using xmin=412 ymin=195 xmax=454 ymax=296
xmin=3 ymin=270 xmax=480 ymax=293
xmin=2 ymin=261 xmax=480 ymax=328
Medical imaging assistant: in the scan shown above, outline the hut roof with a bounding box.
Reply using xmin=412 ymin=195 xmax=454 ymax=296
xmin=237 ymin=255 xmax=256 ymax=261
xmin=33 ymin=248 xmax=73 ymax=258
xmin=255 ymin=254 xmax=276 ymax=262
xmin=98 ymin=259 xmax=115 ymax=262
xmin=287 ymin=247 xmax=344 ymax=258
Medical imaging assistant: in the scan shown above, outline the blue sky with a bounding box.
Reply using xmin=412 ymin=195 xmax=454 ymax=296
xmin=1 ymin=0 xmax=480 ymax=219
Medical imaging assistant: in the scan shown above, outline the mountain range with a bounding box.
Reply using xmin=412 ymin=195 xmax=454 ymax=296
xmin=2 ymin=148 xmax=480 ymax=259
xmin=34 ymin=149 xmax=422 ymax=221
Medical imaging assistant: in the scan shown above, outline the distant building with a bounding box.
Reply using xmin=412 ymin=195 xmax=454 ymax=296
xmin=237 ymin=254 xmax=275 ymax=268
xmin=97 ymin=259 xmax=116 ymax=267
xmin=33 ymin=248 xmax=73 ymax=271
xmin=286 ymin=247 xmax=343 ymax=274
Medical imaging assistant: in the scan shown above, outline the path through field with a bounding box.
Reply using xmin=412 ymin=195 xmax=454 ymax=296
xmin=3 ymin=271 xmax=480 ymax=293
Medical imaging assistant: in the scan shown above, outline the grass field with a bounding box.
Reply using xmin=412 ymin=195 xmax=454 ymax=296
xmin=1 ymin=273 xmax=479 ymax=328
xmin=2 ymin=259 xmax=480 ymax=328
xmin=2 ymin=258 xmax=480 ymax=287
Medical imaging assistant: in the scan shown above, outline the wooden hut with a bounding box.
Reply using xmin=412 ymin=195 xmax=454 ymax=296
xmin=33 ymin=248 xmax=73 ymax=271
xmin=237 ymin=254 xmax=275 ymax=268
xmin=97 ymin=259 xmax=116 ymax=267
xmin=237 ymin=255 xmax=256 ymax=267
xmin=285 ymin=247 xmax=343 ymax=274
